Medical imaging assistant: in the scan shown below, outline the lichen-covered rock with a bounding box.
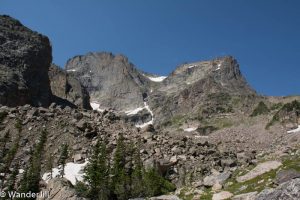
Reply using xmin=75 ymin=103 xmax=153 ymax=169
xmin=0 ymin=15 xmax=52 ymax=107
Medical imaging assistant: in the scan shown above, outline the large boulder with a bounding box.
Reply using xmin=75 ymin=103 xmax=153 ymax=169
xmin=37 ymin=178 xmax=87 ymax=200
xmin=0 ymin=15 xmax=52 ymax=107
xmin=49 ymin=64 xmax=91 ymax=109
xmin=256 ymin=178 xmax=300 ymax=200
xmin=236 ymin=161 xmax=282 ymax=183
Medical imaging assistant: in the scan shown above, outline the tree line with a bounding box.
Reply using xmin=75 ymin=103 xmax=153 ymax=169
xmin=75 ymin=133 xmax=175 ymax=200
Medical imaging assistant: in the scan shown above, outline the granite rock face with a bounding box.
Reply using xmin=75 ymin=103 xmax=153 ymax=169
xmin=66 ymin=53 xmax=258 ymax=128
xmin=65 ymin=52 xmax=152 ymax=111
xmin=0 ymin=15 xmax=52 ymax=107
xmin=49 ymin=64 xmax=91 ymax=109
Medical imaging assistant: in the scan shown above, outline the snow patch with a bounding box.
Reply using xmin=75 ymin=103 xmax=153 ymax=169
xmin=66 ymin=69 xmax=77 ymax=72
xmin=184 ymin=127 xmax=197 ymax=132
xmin=188 ymin=65 xmax=196 ymax=69
xmin=42 ymin=161 xmax=88 ymax=185
xmin=147 ymin=76 xmax=167 ymax=82
xmin=90 ymin=102 xmax=104 ymax=112
xmin=216 ymin=63 xmax=222 ymax=71
xmin=125 ymin=107 xmax=145 ymax=115
xmin=135 ymin=102 xmax=154 ymax=128
xmin=287 ymin=125 xmax=300 ymax=133
xmin=195 ymin=135 xmax=209 ymax=139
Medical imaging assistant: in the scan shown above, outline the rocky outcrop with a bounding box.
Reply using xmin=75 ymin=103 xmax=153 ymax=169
xmin=149 ymin=56 xmax=257 ymax=126
xmin=49 ymin=64 xmax=91 ymax=109
xmin=0 ymin=15 xmax=52 ymax=107
xmin=65 ymin=52 xmax=152 ymax=111
xmin=212 ymin=191 xmax=233 ymax=200
xmin=37 ymin=178 xmax=87 ymax=200
xmin=256 ymin=178 xmax=300 ymax=200
xmin=236 ymin=161 xmax=282 ymax=182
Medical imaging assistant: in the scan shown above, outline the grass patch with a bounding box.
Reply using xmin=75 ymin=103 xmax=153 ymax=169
xmin=225 ymin=154 xmax=300 ymax=195
xmin=225 ymin=169 xmax=276 ymax=195
xmin=281 ymin=156 xmax=300 ymax=172
xmin=178 ymin=187 xmax=194 ymax=200
xmin=200 ymin=188 xmax=213 ymax=200
xmin=270 ymin=103 xmax=283 ymax=111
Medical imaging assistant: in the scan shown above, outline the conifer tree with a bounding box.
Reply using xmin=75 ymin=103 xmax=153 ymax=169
xmin=18 ymin=130 xmax=48 ymax=196
xmin=0 ymin=131 xmax=10 ymax=160
xmin=6 ymin=163 xmax=19 ymax=191
xmin=84 ymin=140 xmax=110 ymax=200
xmin=112 ymin=133 xmax=130 ymax=200
xmin=58 ymin=143 xmax=69 ymax=178
xmin=46 ymin=153 xmax=54 ymax=179
xmin=130 ymin=144 xmax=145 ymax=198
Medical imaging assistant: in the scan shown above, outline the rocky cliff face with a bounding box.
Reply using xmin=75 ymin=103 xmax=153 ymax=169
xmin=65 ymin=52 xmax=153 ymax=111
xmin=0 ymin=15 xmax=52 ymax=107
xmin=67 ymin=52 xmax=257 ymax=129
xmin=49 ymin=64 xmax=91 ymax=110
xmin=149 ymin=56 xmax=258 ymax=127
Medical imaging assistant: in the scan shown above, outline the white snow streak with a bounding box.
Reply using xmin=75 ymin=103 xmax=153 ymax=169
xmin=90 ymin=102 xmax=104 ymax=112
xmin=42 ymin=161 xmax=88 ymax=185
xmin=184 ymin=127 xmax=198 ymax=132
xmin=125 ymin=107 xmax=145 ymax=115
xmin=66 ymin=69 xmax=77 ymax=72
xmin=135 ymin=102 xmax=154 ymax=128
xmin=287 ymin=125 xmax=300 ymax=133
xmin=147 ymin=76 xmax=167 ymax=82
xmin=195 ymin=135 xmax=209 ymax=139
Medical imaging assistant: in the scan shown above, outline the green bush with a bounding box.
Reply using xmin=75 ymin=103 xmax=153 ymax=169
xmin=250 ymin=101 xmax=269 ymax=117
xmin=266 ymin=100 xmax=300 ymax=129
xmin=0 ymin=111 xmax=8 ymax=123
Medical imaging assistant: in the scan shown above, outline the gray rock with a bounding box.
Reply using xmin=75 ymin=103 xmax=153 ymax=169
xmin=65 ymin=52 xmax=151 ymax=111
xmin=256 ymin=178 xmax=300 ymax=200
xmin=0 ymin=15 xmax=52 ymax=107
xmin=212 ymin=191 xmax=233 ymax=200
xmin=49 ymin=64 xmax=91 ymax=110
xmin=275 ymin=169 xmax=300 ymax=185
xmin=149 ymin=195 xmax=182 ymax=200
xmin=232 ymin=192 xmax=257 ymax=200
xmin=203 ymin=171 xmax=231 ymax=186
xmin=73 ymin=154 xmax=84 ymax=163
xmin=237 ymin=161 xmax=282 ymax=183
xmin=37 ymin=178 xmax=87 ymax=200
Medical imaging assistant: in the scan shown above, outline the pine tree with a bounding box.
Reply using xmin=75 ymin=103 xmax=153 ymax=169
xmin=58 ymin=144 xmax=69 ymax=178
xmin=45 ymin=153 xmax=54 ymax=179
xmin=130 ymin=142 xmax=145 ymax=198
xmin=6 ymin=163 xmax=19 ymax=191
xmin=84 ymin=140 xmax=110 ymax=200
xmin=0 ymin=131 xmax=10 ymax=159
xmin=143 ymin=168 xmax=176 ymax=197
xmin=111 ymin=133 xmax=130 ymax=200
xmin=18 ymin=130 xmax=48 ymax=196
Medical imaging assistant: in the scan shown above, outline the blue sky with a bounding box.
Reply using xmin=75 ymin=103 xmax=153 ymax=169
xmin=1 ymin=0 xmax=299 ymax=96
